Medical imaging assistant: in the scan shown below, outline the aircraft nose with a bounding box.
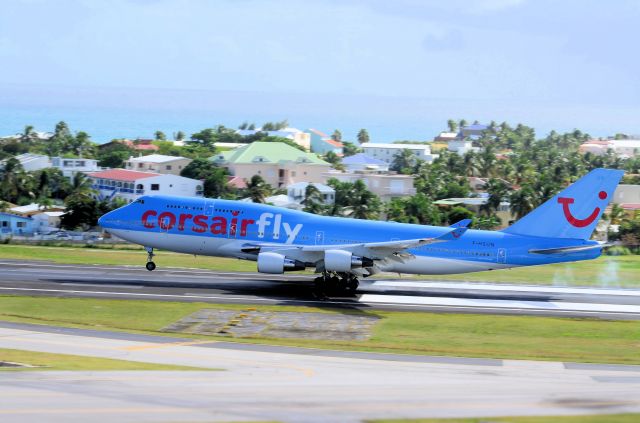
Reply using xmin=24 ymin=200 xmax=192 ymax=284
xmin=98 ymin=209 xmax=117 ymax=228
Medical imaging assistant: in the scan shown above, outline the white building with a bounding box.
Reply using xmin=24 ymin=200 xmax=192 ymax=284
xmin=1 ymin=153 xmax=51 ymax=172
xmin=448 ymin=139 xmax=478 ymax=155
xmin=360 ymin=143 xmax=437 ymax=164
xmin=125 ymin=154 xmax=192 ymax=176
xmin=236 ymin=127 xmax=311 ymax=151
xmin=579 ymin=139 xmax=640 ymax=158
xmin=86 ymin=169 xmax=203 ymax=203
xmin=613 ymin=184 xmax=640 ymax=205
xmin=287 ymin=182 xmax=335 ymax=205
xmin=51 ymin=157 xmax=99 ymax=179
xmin=341 ymin=153 xmax=389 ymax=173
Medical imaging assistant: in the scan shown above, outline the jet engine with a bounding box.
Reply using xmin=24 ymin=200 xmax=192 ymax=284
xmin=324 ymin=249 xmax=374 ymax=272
xmin=257 ymin=252 xmax=305 ymax=274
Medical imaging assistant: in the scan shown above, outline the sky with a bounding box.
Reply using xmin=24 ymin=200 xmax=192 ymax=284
xmin=0 ymin=0 xmax=639 ymax=141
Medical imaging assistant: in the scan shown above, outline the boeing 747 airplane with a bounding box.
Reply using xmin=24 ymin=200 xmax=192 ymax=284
xmin=98 ymin=168 xmax=623 ymax=293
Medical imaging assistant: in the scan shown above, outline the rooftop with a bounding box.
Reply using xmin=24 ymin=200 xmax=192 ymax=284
xmin=213 ymin=142 xmax=329 ymax=165
xmin=361 ymin=143 xmax=431 ymax=150
xmin=342 ymin=153 xmax=387 ymax=165
xmin=87 ymin=169 xmax=160 ymax=182
xmin=128 ymin=154 xmax=188 ymax=163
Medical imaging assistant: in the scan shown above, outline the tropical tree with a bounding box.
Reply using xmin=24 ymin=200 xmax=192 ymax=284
xmin=390 ymin=149 xmax=417 ymax=174
xmin=331 ymin=129 xmax=342 ymax=142
xmin=154 ymin=131 xmax=167 ymax=141
xmin=20 ymin=125 xmax=38 ymax=144
xmin=175 ymin=131 xmax=186 ymax=141
xmin=342 ymin=141 xmax=360 ymax=157
xmin=323 ymin=151 xmax=344 ymax=171
xmin=357 ymin=129 xmax=370 ymax=144
xmin=447 ymin=206 xmax=474 ymax=225
xmin=301 ymin=184 xmax=324 ymax=214
xmin=509 ymin=185 xmax=537 ymax=220
xmin=347 ymin=180 xmax=381 ymax=219
xmin=447 ymin=119 xmax=458 ymax=133
xmin=68 ymin=131 xmax=93 ymax=156
xmin=245 ymin=175 xmax=272 ymax=203
xmin=386 ymin=193 xmax=442 ymax=225
xmin=480 ymin=178 xmax=510 ymax=216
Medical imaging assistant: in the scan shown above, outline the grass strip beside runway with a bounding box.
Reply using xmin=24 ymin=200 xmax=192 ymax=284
xmin=1 ymin=295 xmax=639 ymax=365
xmin=370 ymin=414 xmax=640 ymax=423
xmin=1 ymin=244 xmax=639 ymax=286
xmin=0 ymin=348 xmax=209 ymax=371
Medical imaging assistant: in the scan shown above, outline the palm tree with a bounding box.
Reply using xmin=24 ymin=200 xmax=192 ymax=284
xmin=70 ymin=172 xmax=94 ymax=196
xmin=390 ymin=149 xmax=417 ymax=174
xmin=245 ymin=175 xmax=271 ymax=203
xmin=357 ymin=129 xmax=370 ymax=144
xmin=302 ymin=184 xmax=324 ymax=214
xmin=510 ymin=185 xmax=536 ymax=220
xmin=20 ymin=125 xmax=37 ymax=144
xmin=348 ymin=180 xmax=381 ymax=219
xmin=447 ymin=119 xmax=458 ymax=133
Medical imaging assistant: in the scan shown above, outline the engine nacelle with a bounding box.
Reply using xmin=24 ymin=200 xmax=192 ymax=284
xmin=257 ymin=252 xmax=305 ymax=274
xmin=324 ymin=249 xmax=373 ymax=272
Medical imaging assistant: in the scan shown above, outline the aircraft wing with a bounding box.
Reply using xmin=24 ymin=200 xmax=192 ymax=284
xmin=243 ymin=225 xmax=468 ymax=260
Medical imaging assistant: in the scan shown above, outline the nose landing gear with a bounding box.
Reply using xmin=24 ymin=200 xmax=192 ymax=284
xmin=145 ymin=247 xmax=156 ymax=271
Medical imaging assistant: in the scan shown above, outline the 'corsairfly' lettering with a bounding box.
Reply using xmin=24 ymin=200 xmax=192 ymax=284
xmin=140 ymin=210 xmax=302 ymax=243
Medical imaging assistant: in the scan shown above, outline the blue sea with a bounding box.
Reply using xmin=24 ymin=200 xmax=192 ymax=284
xmin=0 ymin=85 xmax=450 ymax=143
xmin=0 ymin=84 xmax=628 ymax=143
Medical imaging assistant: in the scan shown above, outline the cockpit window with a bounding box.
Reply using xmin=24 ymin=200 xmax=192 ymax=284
xmin=135 ymin=199 xmax=145 ymax=204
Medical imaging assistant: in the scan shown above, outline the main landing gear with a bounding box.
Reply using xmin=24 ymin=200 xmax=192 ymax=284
xmin=145 ymin=247 xmax=156 ymax=271
xmin=313 ymin=272 xmax=359 ymax=298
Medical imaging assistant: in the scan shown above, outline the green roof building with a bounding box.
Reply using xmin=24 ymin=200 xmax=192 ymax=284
xmin=210 ymin=142 xmax=331 ymax=188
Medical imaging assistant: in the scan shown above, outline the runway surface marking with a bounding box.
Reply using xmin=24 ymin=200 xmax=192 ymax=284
xmin=360 ymin=294 xmax=640 ymax=313
xmin=372 ymin=281 xmax=640 ymax=296
xmin=2 ymin=286 xmax=640 ymax=318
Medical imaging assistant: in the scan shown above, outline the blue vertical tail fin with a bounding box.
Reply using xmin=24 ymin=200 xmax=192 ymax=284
xmin=503 ymin=168 xmax=624 ymax=240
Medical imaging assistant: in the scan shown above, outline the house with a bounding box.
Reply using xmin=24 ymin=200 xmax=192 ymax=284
xmin=306 ymin=129 xmax=344 ymax=155
xmin=86 ymin=169 xmax=203 ymax=202
xmin=31 ymin=211 xmax=65 ymax=233
xmin=434 ymin=132 xmax=459 ymax=142
xmin=613 ymin=184 xmax=640 ymax=208
xmin=341 ymin=153 xmax=389 ymax=173
xmin=236 ymin=127 xmax=311 ymax=151
xmin=51 ymin=157 xmax=99 ymax=179
xmin=433 ymin=197 xmax=513 ymax=228
xmin=10 ymin=203 xmax=66 ymax=217
xmin=287 ymin=182 xmax=335 ymax=205
xmin=579 ymin=139 xmax=640 ymax=158
xmin=125 ymin=154 xmax=192 ymax=176
xmin=360 ymin=143 xmax=437 ymax=164
xmin=1 ymin=153 xmax=51 ymax=172
xmin=324 ymin=171 xmax=416 ymax=202
xmin=0 ymin=212 xmax=35 ymax=238
xmin=460 ymin=124 xmax=488 ymax=138
xmin=214 ymin=142 xmax=248 ymax=150
xmin=98 ymin=139 xmax=160 ymax=153
xmin=448 ymin=139 xmax=477 ymax=155
xmin=210 ymin=142 xmax=331 ymax=188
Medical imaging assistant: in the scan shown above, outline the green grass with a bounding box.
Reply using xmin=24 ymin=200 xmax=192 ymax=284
xmin=0 ymin=244 xmax=258 ymax=272
xmin=0 ymin=348 xmax=208 ymax=371
xmin=1 ymin=295 xmax=640 ymax=365
xmin=1 ymin=244 xmax=639 ymax=286
xmin=369 ymin=415 xmax=640 ymax=423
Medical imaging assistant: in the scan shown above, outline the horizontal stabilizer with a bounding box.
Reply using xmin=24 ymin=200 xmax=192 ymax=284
xmin=528 ymin=243 xmax=609 ymax=255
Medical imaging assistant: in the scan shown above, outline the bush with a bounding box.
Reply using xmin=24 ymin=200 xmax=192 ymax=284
xmin=604 ymin=246 xmax=632 ymax=256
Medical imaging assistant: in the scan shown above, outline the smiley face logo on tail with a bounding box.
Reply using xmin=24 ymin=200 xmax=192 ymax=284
xmin=557 ymin=190 xmax=607 ymax=228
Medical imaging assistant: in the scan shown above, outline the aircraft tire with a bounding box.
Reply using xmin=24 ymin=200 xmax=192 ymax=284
xmin=146 ymin=261 xmax=156 ymax=271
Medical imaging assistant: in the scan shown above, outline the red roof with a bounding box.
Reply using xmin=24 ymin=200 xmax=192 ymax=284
xmin=87 ymin=169 xmax=160 ymax=182
xmin=134 ymin=144 xmax=160 ymax=151
xmin=227 ymin=175 xmax=247 ymax=189
xmin=325 ymin=139 xmax=343 ymax=148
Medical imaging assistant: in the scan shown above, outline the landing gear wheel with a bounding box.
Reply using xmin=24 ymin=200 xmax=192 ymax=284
xmin=144 ymin=246 xmax=156 ymax=271
xmin=346 ymin=277 xmax=359 ymax=292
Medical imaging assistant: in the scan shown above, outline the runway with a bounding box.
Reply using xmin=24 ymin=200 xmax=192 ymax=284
xmin=1 ymin=321 xmax=640 ymax=423
xmin=2 ymin=260 xmax=640 ymax=319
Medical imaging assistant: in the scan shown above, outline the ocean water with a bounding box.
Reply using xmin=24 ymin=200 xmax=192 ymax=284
xmin=0 ymin=85 xmax=446 ymax=143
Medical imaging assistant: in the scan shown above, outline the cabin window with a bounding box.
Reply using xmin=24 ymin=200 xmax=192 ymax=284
xmin=151 ymin=184 xmax=160 ymax=191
